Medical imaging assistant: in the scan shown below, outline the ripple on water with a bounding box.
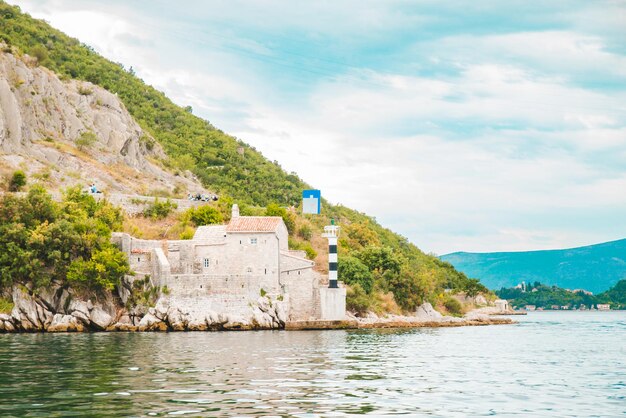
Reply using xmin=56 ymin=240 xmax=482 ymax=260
xmin=0 ymin=311 xmax=624 ymax=416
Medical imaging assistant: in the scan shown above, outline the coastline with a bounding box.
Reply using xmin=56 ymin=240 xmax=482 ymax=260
xmin=0 ymin=300 xmax=515 ymax=333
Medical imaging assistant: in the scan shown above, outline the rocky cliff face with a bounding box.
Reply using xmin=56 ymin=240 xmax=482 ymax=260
xmin=0 ymin=48 xmax=207 ymax=195
xmin=0 ymin=281 xmax=288 ymax=333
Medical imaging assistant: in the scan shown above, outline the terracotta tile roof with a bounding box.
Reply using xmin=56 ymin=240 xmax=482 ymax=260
xmin=226 ymin=216 xmax=284 ymax=232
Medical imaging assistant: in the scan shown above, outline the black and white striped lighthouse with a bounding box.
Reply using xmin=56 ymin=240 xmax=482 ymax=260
xmin=322 ymin=219 xmax=340 ymax=289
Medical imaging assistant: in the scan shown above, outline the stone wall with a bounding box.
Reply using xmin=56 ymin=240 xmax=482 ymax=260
xmin=282 ymin=271 xmax=317 ymax=321
xmin=165 ymin=274 xmax=263 ymax=297
xmin=152 ymin=248 xmax=171 ymax=288
xmin=319 ymin=287 xmax=347 ymax=320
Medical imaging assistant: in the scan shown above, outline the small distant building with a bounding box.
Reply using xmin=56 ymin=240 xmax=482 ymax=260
xmin=597 ymin=304 xmax=611 ymax=311
xmin=561 ymin=305 xmax=570 ymax=310
xmin=525 ymin=305 xmax=536 ymax=311
xmin=494 ymin=299 xmax=509 ymax=313
xmin=550 ymin=305 xmax=560 ymax=310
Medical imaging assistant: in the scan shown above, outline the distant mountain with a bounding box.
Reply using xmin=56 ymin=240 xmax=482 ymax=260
xmin=441 ymin=239 xmax=626 ymax=293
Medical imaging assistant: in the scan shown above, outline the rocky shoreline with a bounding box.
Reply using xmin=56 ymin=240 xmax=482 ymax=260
xmin=0 ymin=284 xmax=289 ymax=333
xmin=0 ymin=284 xmax=514 ymax=333
xmin=346 ymin=303 xmax=515 ymax=329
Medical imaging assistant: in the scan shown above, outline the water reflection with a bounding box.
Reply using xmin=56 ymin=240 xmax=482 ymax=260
xmin=0 ymin=312 xmax=624 ymax=416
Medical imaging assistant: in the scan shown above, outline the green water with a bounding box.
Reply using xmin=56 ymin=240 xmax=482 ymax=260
xmin=0 ymin=312 xmax=624 ymax=417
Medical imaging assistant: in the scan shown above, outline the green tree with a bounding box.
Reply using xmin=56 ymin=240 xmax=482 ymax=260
xmin=75 ymin=131 xmax=97 ymax=150
xmin=0 ymin=186 xmax=128 ymax=291
xmin=356 ymin=246 xmax=402 ymax=275
xmin=338 ymin=256 xmax=374 ymax=293
xmin=30 ymin=44 xmax=48 ymax=65
xmin=67 ymin=246 xmax=129 ymax=291
xmin=464 ymin=278 xmax=488 ymax=298
xmin=344 ymin=221 xmax=380 ymax=249
xmin=265 ymin=203 xmax=295 ymax=234
xmin=185 ymin=205 xmax=223 ymax=226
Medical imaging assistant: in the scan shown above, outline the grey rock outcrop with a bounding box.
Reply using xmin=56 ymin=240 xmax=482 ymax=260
xmin=1 ymin=283 xmax=125 ymax=332
xmin=0 ymin=49 xmax=207 ymax=196
xmin=89 ymin=307 xmax=114 ymax=330
xmin=10 ymin=286 xmax=53 ymax=330
xmin=48 ymin=314 xmax=84 ymax=332
xmin=415 ymin=302 xmax=443 ymax=320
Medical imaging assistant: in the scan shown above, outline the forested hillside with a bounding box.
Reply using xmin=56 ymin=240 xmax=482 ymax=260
xmin=0 ymin=2 xmax=485 ymax=314
xmin=496 ymin=280 xmax=626 ymax=310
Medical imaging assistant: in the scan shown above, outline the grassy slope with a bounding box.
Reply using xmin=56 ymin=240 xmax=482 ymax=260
xmin=0 ymin=2 xmax=482 ymax=312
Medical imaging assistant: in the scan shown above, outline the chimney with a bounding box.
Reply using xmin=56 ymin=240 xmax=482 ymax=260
xmin=231 ymin=203 xmax=240 ymax=218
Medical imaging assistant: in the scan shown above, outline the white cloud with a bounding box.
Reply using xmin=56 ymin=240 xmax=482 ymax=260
xmin=12 ymin=0 xmax=626 ymax=254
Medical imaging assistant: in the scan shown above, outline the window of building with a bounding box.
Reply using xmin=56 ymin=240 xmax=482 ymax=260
xmin=203 ymin=258 xmax=210 ymax=268
xmin=250 ymin=238 xmax=257 ymax=245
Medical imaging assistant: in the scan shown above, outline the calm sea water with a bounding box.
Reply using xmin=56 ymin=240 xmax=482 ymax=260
xmin=0 ymin=312 xmax=624 ymax=417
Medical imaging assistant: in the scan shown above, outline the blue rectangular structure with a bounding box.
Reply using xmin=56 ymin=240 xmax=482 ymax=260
xmin=302 ymin=189 xmax=321 ymax=214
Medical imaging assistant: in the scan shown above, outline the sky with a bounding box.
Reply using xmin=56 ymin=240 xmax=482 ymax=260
xmin=12 ymin=0 xmax=626 ymax=254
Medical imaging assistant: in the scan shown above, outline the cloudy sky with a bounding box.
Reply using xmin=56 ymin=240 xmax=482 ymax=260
xmin=13 ymin=0 xmax=626 ymax=254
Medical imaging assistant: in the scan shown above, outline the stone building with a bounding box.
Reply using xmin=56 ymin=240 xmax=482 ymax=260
xmin=494 ymin=299 xmax=509 ymax=313
xmin=112 ymin=205 xmax=344 ymax=323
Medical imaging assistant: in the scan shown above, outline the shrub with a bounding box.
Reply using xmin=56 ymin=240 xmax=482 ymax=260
xmin=0 ymin=296 xmax=14 ymax=314
xmin=77 ymin=85 xmax=93 ymax=95
xmin=302 ymin=243 xmax=317 ymax=260
xmin=8 ymin=170 xmax=26 ymax=192
xmin=339 ymin=256 xmax=374 ymax=293
xmin=443 ymin=296 xmax=463 ymax=316
xmin=66 ymin=246 xmax=130 ymax=291
xmin=142 ymin=198 xmax=177 ymax=219
xmin=125 ymin=276 xmax=159 ymax=308
xmin=140 ymin=133 xmax=156 ymax=151
xmin=346 ymin=283 xmax=371 ymax=315
xmin=185 ymin=205 xmax=223 ymax=226
xmin=298 ymin=224 xmax=313 ymax=240
xmin=178 ymin=226 xmax=195 ymax=240
xmin=30 ymin=44 xmax=48 ymax=65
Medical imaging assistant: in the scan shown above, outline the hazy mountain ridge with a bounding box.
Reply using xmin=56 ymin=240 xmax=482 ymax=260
xmin=441 ymin=238 xmax=626 ymax=293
